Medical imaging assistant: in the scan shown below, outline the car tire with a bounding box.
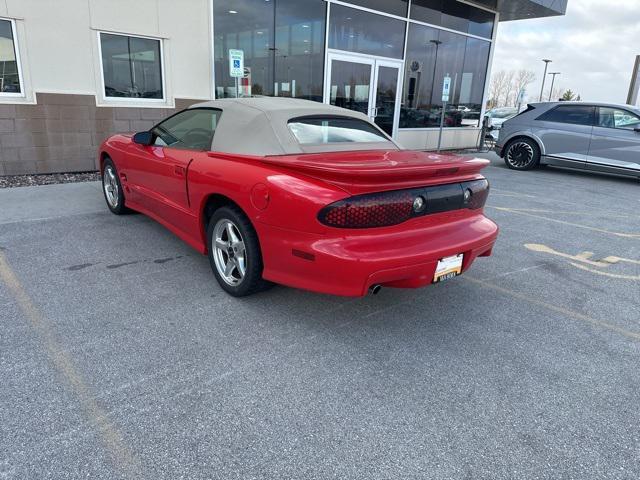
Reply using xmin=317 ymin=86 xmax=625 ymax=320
xmin=207 ymin=205 xmax=271 ymax=297
xmin=503 ymin=138 xmax=540 ymax=171
xmin=102 ymin=157 xmax=129 ymax=214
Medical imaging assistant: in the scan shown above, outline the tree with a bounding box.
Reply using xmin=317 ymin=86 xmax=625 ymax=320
xmin=502 ymin=70 xmax=516 ymax=107
xmin=488 ymin=70 xmax=509 ymax=109
xmin=512 ymin=69 xmax=536 ymax=106
xmin=543 ymin=85 xmax=563 ymax=102
xmin=488 ymin=69 xmax=536 ymax=108
xmin=561 ymin=89 xmax=581 ymax=101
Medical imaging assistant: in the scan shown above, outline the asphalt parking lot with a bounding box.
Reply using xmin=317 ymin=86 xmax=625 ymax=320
xmin=1 ymin=153 xmax=639 ymax=479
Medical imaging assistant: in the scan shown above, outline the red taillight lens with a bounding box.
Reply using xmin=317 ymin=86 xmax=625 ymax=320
xmin=463 ymin=179 xmax=490 ymax=210
xmin=320 ymin=190 xmax=414 ymax=228
xmin=318 ymin=178 xmax=489 ymax=229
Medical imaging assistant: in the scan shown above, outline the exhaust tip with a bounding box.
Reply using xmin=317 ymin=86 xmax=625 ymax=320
xmin=369 ymin=284 xmax=382 ymax=296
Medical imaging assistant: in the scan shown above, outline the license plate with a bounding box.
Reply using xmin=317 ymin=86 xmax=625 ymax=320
xmin=433 ymin=254 xmax=463 ymax=283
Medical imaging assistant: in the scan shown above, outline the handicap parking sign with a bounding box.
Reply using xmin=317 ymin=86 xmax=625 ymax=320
xmin=229 ymin=50 xmax=245 ymax=78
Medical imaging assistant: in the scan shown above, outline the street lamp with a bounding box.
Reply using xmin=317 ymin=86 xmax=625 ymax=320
xmin=539 ymin=59 xmax=552 ymax=102
xmin=548 ymin=72 xmax=561 ymax=101
xmin=429 ymin=39 xmax=442 ymax=107
xmin=429 ymin=39 xmax=445 ymax=152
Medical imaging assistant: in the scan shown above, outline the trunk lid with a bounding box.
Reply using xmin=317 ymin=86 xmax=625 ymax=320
xmin=261 ymin=150 xmax=489 ymax=194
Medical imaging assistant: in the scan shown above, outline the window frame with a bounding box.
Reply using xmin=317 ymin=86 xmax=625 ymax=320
xmin=150 ymin=107 xmax=223 ymax=151
xmin=596 ymin=106 xmax=640 ymax=131
xmin=0 ymin=17 xmax=25 ymax=99
xmin=535 ymin=105 xmax=596 ymax=127
xmin=97 ymin=30 xmax=167 ymax=104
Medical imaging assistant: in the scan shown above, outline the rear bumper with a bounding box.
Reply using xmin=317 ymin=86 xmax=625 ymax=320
xmin=257 ymin=212 xmax=499 ymax=297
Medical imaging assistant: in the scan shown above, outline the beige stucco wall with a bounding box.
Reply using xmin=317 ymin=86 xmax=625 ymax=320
xmin=0 ymin=0 xmax=213 ymax=106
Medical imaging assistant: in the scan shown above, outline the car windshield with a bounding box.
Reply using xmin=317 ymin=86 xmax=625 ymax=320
xmin=288 ymin=117 xmax=388 ymax=145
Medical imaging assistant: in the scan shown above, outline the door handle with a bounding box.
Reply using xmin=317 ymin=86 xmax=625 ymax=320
xmin=174 ymin=165 xmax=185 ymax=177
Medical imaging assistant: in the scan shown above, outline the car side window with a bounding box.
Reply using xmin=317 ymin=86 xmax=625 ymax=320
xmin=152 ymin=108 xmax=222 ymax=150
xmin=536 ymin=105 xmax=595 ymax=126
xmin=598 ymin=107 xmax=640 ymax=130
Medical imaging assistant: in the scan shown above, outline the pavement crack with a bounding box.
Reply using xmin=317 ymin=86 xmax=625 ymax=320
xmin=66 ymin=263 xmax=96 ymax=271
xmin=106 ymin=261 xmax=140 ymax=269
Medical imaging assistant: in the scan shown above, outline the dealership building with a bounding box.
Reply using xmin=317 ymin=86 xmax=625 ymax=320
xmin=0 ymin=0 xmax=567 ymax=175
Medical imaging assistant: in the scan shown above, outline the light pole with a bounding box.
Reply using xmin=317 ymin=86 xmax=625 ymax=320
xmin=548 ymin=72 xmax=561 ymax=101
xmin=428 ymin=39 xmax=446 ymax=153
xmin=539 ymin=59 xmax=552 ymax=101
xmin=429 ymin=39 xmax=442 ymax=107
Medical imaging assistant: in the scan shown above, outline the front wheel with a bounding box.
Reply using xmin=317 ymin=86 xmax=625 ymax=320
xmin=207 ymin=206 xmax=270 ymax=297
xmin=504 ymin=138 xmax=540 ymax=171
xmin=102 ymin=158 xmax=128 ymax=214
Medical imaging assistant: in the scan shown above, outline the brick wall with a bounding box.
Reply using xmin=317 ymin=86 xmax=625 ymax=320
xmin=0 ymin=93 xmax=200 ymax=176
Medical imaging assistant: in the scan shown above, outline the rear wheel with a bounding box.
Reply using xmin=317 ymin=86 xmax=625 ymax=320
xmin=504 ymin=138 xmax=540 ymax=170
xmin=207 ymin=206 xmax=270 ymax=297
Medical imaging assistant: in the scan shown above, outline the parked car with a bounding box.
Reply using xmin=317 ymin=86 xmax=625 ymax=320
xmin=496 ymin=102 xmax=640 ymax=177
xmin=484 ymin=107 xmax=519 ymax=141
xmin=99 ymin=98 xmax=498 ymax=297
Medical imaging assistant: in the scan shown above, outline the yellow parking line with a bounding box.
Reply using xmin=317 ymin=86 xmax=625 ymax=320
xmin=0 ymin=252 xmax=141 ymax=478
xmin=488 ymin=206 xmax=640 ymax=239
xmin=489 ymin=207 xmax=639 ymax=220
xmin=569 ymin=262 xmax=640 ymax=281
xmin=464 ymin=276 xmax=640 ymax=342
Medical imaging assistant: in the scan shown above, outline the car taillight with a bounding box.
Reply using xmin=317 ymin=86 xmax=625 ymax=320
xmin=320 ymin=190 xmax=414 ymax=229
xmin=463 ymin=179 xmax=490 ymax=210
xmin=318 ymin=178 xmax=489 ymax=229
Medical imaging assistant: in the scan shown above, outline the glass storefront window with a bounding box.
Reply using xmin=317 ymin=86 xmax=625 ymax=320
xmin=328 ymin=4 xmax=406 ymax=59
xmin=343 ymin=0 xmax=409 ymax=17
xmin=442 ymin=1 xmax=470 ymax=33
xmin=214 ymin=0 xmax=325 ymax=101
xmin=410 ymin=0 xmax=495 ymax=39
xmin=409 ymin=0 xmax=442 ymax=26
xmin=214 ymin=0 xmax=274 ymax=97
xmin=400 ymin=23 xmax=490 ymax=129
xmin=329 ymin=60 xmax=372 ymax=116
xmin=275 ymin=0 xmax=326 ymax=101
xmin=468 ymin=7 xmax=495 ymax=38
xmin=0 ymin=20 xmax=21 ymax=94
xmin=100 ymin=33 xmax=163 ymax=99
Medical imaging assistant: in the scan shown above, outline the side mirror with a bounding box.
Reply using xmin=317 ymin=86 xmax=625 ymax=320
xmin=133 ymin=131 xmax=154 ymax=146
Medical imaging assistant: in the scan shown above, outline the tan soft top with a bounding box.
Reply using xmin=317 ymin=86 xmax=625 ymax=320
xmin=189 ymin=97 xmax=399 ymax=156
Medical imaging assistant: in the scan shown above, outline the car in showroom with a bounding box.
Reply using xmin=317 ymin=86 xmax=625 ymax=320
xmin=99 ymin=98 xmax=498 ymax=297
xmin=496 ymin=102 xmax=640 ymax=177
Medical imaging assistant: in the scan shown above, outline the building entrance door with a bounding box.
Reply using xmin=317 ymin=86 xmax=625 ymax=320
xmin=324 ymin=52 xmax=403 ymax=138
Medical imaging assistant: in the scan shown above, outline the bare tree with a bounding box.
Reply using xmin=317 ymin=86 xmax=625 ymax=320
xmin=488 ymin=69 xmax=536 ymax=108
xmin=488 ymin=70 xmax=509 ymax=109
xmin=502 ymin=70 xmax=516 ymax=107
xmin=543 ymin=85 xmax=563 ymax=102
xmin=512 ymin=69 xmax=536 ymax=106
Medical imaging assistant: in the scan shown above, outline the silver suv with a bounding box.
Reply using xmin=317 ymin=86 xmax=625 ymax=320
xmin=495 ymin=102 xmax=640 ymax=178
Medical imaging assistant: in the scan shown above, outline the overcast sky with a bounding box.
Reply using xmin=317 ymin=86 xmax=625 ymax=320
xmin=492 ymin=0 xmax=640 ymax=104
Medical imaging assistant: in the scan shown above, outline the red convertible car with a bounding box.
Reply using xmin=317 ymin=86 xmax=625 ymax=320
xmin=99 ymin=98 xmax=498 ymax=297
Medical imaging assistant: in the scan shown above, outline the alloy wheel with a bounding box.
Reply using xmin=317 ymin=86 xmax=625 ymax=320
xmin=506 ymin=142 xmax=535 ymax=168
xmin=212 ymin=219 xmax=247 ymax=286
xmin=103 ymin=165 xmax=119 ymax=208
